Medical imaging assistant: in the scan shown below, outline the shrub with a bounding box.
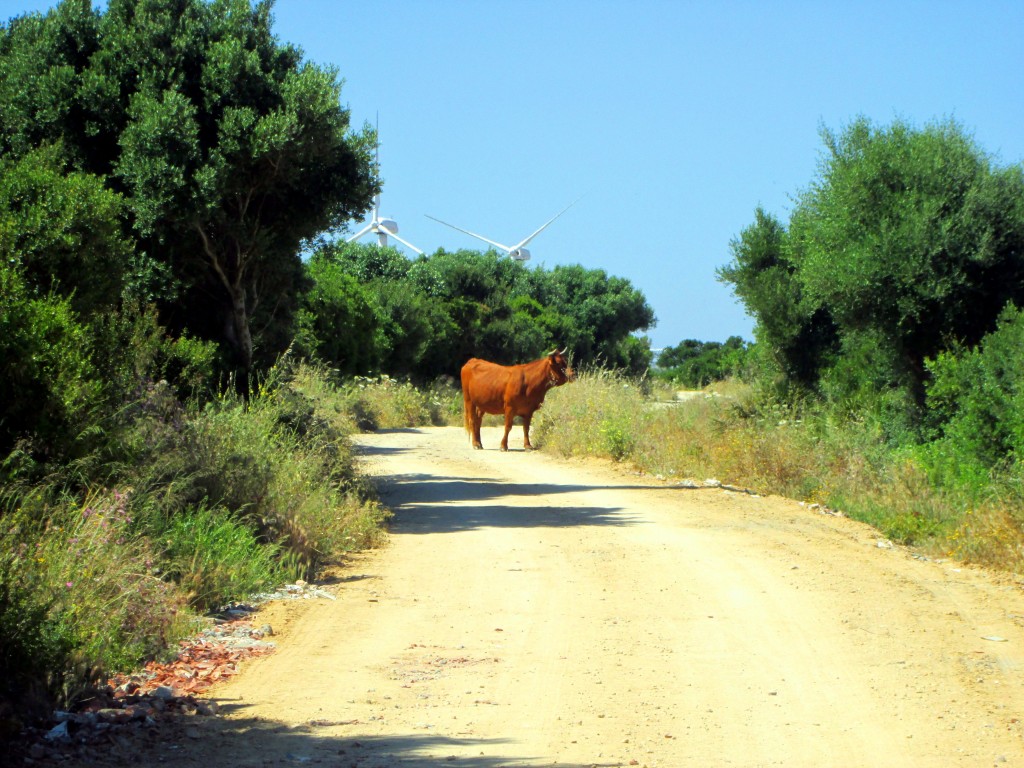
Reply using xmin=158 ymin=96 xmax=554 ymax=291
xmin=0 ymin=360 xmax=405 ymax=723
xmin=338 ymin=375 xmax=459 ymax=430
xmin=295 ymin=256 xmax=380 ymax=375
xmin=533 ymin=368 xmax=649 ymax=461
xmin=89 ymin=303 xmax=219 ymax=407
xmin=0 ymin=267 xmax=102 ymax=470
xmin=1 ymin=488 xmax=191 ymax=717
xmin=926 ymin=304 xmax=1024 ymax=474
xmin=154 ymin=503 xmax=286 ymax=612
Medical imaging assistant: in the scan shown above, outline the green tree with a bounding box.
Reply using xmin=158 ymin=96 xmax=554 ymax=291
xmin=656 ymin=337 xmax=749 ymax=387
xmin=720 ymin=118 xmax=1024 ymax=404
xmin=926 ymin=304 xmax=1024 ymax=471
xmin=533 ymin=264 xmax=655 ymax=373
xmin=791 ymin=117 xmax=1024 ymax=401
xmin=0 ymin=0 xmax=377 ymax=382
xmin=0 ymin=144 xmax=131 ymax=315
xmin=718 ymin=207 xmax=839 ymax=389
xmin=0 ymin=267 xmax=100 ymax=463
xmin=307 ymin=241 xmax=655 ymax=378
xmin=0 ymin=146 xmax=134 ymax=462
xmin=295 ymin=255 xmax=379 ymax=375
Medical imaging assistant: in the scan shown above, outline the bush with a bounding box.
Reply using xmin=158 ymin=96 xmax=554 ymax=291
xmin=0 ymin=488 xmax=191 ymax=717
xmin=295 ymin=256 xmax=380 ymax=375
xmin=89 ymin=303 xmax=219 ymax=407
xmin=0 ymin=267 xmax=102 ymax=469
xmin=926 ymin=304 xmax=1024 ymax=474
xmin=338 ymin=375 xmax=460 ymax=430
xmin=155 ymin=504 xmax=286 ymax=612
xmin=533 ymin=368 xmax=650 ymax=461
xmin=534 ymin=368 xmax=965 ymax=552
xmin=0 ymin=361 xmax=398 ymax=722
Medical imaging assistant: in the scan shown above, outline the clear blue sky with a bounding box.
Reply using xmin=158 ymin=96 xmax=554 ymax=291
xmin=6 ymin=1 xmax=1024 ymax=348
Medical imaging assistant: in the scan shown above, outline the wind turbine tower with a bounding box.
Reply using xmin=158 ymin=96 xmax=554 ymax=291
xmin=346 ymin=125 xmax=423 ymax=255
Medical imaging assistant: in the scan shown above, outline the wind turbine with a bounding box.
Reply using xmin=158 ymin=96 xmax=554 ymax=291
xmin=346 ymin=125 xmax=423 ymax=255
xmin=425 ymin=196 xmax=581 ymax=261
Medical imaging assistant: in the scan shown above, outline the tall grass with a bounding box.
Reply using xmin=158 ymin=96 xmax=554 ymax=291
xmin=535 ymin=370 xmax=1024 ymax=572
xmin=1 ymin=488 xmax=192 ymax=715
xmin=0 ymin=361 xmax=393 ymax=720
xmin=336 ymin=374 xmax=463 ymax=430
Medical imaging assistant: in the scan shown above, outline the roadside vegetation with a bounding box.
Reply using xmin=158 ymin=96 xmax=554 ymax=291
xmin=0 ymin=0 xmax=652 ymax=728
xmin=3 ymin=0 xmax=1024 ymax=743
xmin=536 ymin=369 xmax=1024 ymax=572
xmin=540 ymin=115 xmax=1024 ymax=578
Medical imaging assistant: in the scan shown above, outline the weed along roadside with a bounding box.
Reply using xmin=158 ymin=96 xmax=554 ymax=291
xmin=6 ymin=369 xmax=1024 ymax=765
xmin=537 ymin=372 xmax=1024 ymax=574
xmin=0 ymin=365 xmax=426 ymax=760
xmin=8 ymin=579 xmax=346 ymax=765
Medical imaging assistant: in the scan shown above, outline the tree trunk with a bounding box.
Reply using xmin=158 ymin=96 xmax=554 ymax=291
xmin=195 ymin=223 xmax=254 ymax=396
xmin=228 ymin=282 xmax=253 ymax=394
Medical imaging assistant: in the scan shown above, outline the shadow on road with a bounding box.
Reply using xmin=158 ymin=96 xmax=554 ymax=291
xmin=372 ymin=474 xmax=645 ymax=532
xmin=392 ymin=502 xmax=634 ymax=533
xmin=72 ymin=703 xmax=621 ymax=768
xmin=380 ymin=474 xmax=665 ymax=504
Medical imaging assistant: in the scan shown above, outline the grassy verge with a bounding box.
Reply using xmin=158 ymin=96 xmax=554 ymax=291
xmin=8 ymin=362 xmax=1021 ymax=726
xmin=335 ymin=374 xmax=463 ymax=430
xmin=0 ymin=362 xmax=395 ymax=723
xmin=533 ymin=369 xmax=1024 ymax=574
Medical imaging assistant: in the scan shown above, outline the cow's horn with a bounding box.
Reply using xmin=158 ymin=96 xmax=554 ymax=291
xmin=558 ymin=347 xmax=567 ymax=355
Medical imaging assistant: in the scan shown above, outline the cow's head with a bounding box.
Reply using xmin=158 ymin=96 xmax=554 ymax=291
xmin=547 ymin=347 xmax=575 ymax=385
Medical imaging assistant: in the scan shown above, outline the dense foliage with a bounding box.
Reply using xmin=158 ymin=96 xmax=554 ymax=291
xmin=0 ymin=0 xmax=377 ymax=381
xmin=0 ymin=363 xmax=395 ymax=722
xmin=718 ymin=115 xmax=1024 ymax=524
xmin=655 ymin=337 xmax=750 ymax=388
xmin=720 ymin=117 xmax=1024 ymax=437
xmin=296 ymin=241 xmax=657 ymax=380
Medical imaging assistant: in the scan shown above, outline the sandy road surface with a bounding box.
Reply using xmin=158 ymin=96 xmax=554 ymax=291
xmin=119 ymin=426 xmax=1024 ymax=766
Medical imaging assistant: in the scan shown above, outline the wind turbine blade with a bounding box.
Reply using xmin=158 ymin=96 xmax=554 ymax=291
xmin=514 ymin=195 xmax=583 ymax=249
xmin=425 ymin=214 xmax=512 ymax=253
xmin=378 ymin=224 xmax=423 ymax=255
xmin=346 ymin=222 xmax=376 ymax=242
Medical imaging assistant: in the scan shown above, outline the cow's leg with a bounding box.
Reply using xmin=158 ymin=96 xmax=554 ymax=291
xmin=501 ymin=409 xmax=514 ymax=451
xmin=471 ymin=408 xmax=484 ymax=449
xmin=522 ymin=412 xmax=535 ymax=450
xmin=463 ymin=392 xmax=474 ymax=445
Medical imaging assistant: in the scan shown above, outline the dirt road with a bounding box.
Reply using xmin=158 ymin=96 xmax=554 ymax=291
xmin=156 ymin=426 xmax=1024 ymax=766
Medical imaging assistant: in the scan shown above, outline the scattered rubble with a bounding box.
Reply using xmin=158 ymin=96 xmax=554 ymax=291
xmin=10 ymin=581 xmax=337 ymax=765
xmin=251 ymin=578 xmax=337 ymax=602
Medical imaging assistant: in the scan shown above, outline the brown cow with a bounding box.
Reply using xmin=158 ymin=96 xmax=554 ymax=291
xmin=461 ymin=348 xmax=575 ymax=451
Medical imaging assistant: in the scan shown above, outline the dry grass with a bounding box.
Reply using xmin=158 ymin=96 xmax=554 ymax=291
xmin=533 ymin=370 xmax=1024 ymax=574
xmin=338 ymin=375 xmax=462 ymax=430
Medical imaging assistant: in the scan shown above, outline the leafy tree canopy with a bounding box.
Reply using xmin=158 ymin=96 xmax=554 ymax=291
xmin=0 ymin=143 xmax=131 ymax=315
xmin=656 ymin=337 xmax=749 ymax=388
xmin=720 ymin=117 xmax=1024 ymax=405
xmin=0 ymin=0 xmax=377 ymax=379
xmin=304 ymin=243 xmax=656 ymax=379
